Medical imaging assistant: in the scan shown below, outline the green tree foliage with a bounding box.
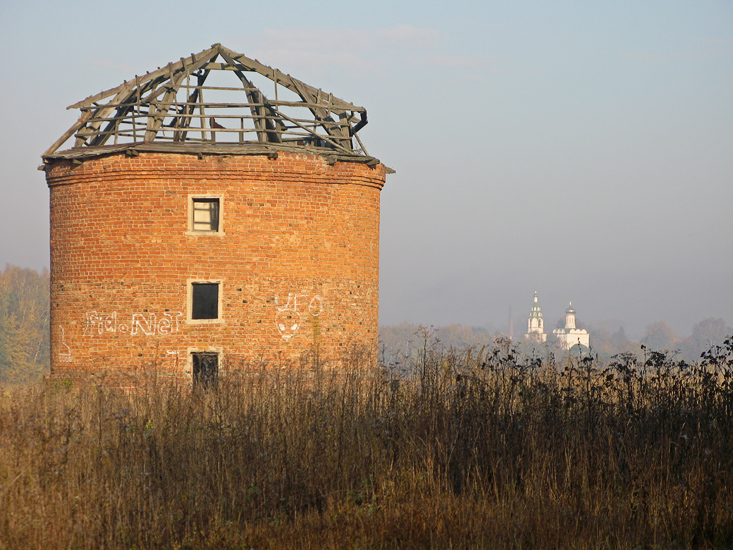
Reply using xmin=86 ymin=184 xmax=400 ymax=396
xmin=0 ymin=265 xmax=50 ymax=383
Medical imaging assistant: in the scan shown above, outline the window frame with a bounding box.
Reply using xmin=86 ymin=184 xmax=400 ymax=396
xmin=187 ymin=194 xmax=225 ymax=236
xmin=187 ymin=279 xmax=225 ymax=324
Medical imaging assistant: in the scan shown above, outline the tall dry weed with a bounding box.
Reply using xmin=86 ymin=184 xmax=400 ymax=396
xmin=0 ymin=337 xmax=732 ymax=549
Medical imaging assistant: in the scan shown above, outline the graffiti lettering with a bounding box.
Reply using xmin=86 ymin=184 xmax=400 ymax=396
xmin=157 ymin=312 xmax=179 ymax=335
xmin=84 ymin=311 xmax=183 ymax=338
xmin=131 ymin=313 xmax=156 ymax=336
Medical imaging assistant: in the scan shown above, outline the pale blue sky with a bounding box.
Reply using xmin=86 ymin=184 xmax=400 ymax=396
xmin=1 ymin=0 xmax=731 ymax=337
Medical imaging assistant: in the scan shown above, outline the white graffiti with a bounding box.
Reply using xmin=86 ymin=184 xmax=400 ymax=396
xmin=58 ymin=326 xmax=73 ymax=363
xmin=84 ymin=311 xmax=183 ymax=337
xmin=308 ymin=296 xmax=323 ymax=317
xmin=274 ymin=294 xmax=323 ymax=341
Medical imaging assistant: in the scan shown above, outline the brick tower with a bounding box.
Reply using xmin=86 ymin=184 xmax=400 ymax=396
xmin=42 ymin=44 xmax=390 ymax=385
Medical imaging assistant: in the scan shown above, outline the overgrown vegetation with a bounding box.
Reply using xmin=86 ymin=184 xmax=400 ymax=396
xmin=0 ymin=265 xmax=50 ymax=383
xmin=1 ymin=336 xmax=732 ymax=549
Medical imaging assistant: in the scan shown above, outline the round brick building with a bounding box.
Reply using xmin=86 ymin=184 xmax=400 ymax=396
xmin=42 ymin=44 xmax=389 ymax=385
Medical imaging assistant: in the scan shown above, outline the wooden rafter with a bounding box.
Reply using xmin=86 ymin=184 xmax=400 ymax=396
xmin=45 ymin=44 xmax=370 ymax=158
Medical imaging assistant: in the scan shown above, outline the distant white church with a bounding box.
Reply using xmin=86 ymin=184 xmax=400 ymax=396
xmin=553 ymin=302 xmax=590 ymax=351
xmin=523 ymin=294 xmax=590 ymax=351
xmin=525 ymin=291 xmax=547 ymax=342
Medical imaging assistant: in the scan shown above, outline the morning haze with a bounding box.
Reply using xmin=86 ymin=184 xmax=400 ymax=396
xmin=0 ymin=0 xmax=730 ymax=339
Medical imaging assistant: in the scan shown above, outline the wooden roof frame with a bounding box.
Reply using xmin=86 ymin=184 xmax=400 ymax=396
xmin=43 ymin=44 xmax=373 ymax=159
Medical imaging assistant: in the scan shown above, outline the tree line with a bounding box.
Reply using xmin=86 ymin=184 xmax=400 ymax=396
xmin=0 ymin=265 xmax=50 ymax=383
xmin=379 ymin=318 xmax=732 ymax=366
xmin=587 ymin=318 xmax=731 ymax=361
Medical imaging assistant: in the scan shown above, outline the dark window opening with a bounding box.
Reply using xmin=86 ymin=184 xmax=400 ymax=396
xmin=192 ymin=282 xmax=219 ymax=319
xmin=192 ymin=352 xmax=218 ymax=388
xmin=192 ymin=198 xmax=220 ymax=232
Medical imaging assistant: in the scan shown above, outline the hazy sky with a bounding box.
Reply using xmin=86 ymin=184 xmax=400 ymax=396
xmin=1 ymin=0 xmax=731 ymax=338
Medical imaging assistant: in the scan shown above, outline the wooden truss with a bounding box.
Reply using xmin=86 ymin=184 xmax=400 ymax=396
xmin=44 ymin=44 xmax=371 ymax=158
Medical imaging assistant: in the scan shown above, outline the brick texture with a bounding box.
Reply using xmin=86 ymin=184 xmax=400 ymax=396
xmin=45 ymin=151 xmax=385 ymax=384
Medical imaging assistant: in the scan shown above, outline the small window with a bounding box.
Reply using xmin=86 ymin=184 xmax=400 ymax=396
xmin=191 ymin=282 xmax=219 ymax=320
xmin=191 ymin=198 xmax=220 ymax=232
xmin=192 ymin=352 xmax=218 ymax=388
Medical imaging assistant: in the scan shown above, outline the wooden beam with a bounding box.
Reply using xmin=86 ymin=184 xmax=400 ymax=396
xmin=270 ymin=108 xmax=353 ymax=155
xmin=49 ymin=44 xmax=370 ymax=156
xmin=175 ymin=71 xmax=209 ymax=142
xmin=67 ymin=45 xmax=220 ymax=110
xmin=217 ymin=45 xmax=364 ymax=113
xmin=144 ymin=69 xmax=189 ymax=142
xmin=218 ymin=49 xmax=285 ymax=144
xmin=81 ymin=78 xmax=152 ymax=147
xmin=88 ymin=51 xmax=217 ymax=147
xmin=42 ymin=110 xmax=94 ymax=156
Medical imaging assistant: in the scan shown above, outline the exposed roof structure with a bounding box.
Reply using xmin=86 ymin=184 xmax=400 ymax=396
xmin=44 ymin=44 xmax=381 ymax=165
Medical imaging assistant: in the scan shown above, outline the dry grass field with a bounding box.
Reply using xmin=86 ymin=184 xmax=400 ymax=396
xmin=1 ymin=338 xmax=732 ymax=549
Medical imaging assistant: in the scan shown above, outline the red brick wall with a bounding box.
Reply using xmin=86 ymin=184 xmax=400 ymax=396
xmin=46 ymin=151 xmax=385 ymax=384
